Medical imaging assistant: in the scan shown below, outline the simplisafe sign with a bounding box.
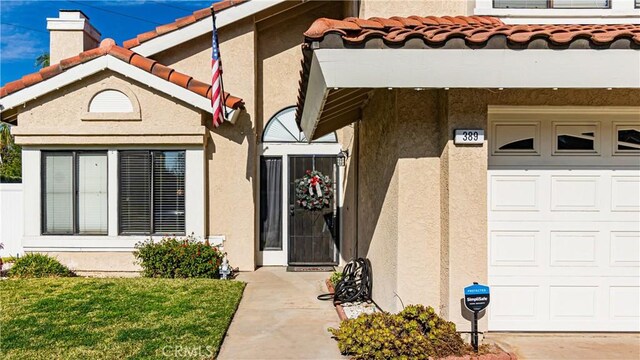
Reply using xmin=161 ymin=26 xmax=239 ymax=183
xmin=464 ymin=283 xmax=490 ymax=312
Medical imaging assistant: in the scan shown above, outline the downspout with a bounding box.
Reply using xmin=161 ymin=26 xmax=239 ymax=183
xmin=354 ymin=118 xmax=360 ymax=258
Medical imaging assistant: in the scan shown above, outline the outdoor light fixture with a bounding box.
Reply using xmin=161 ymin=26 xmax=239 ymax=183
xmin=337 ymin=150 xmax=348 ymax=167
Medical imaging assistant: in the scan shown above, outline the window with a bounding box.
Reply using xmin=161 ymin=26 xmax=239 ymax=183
xmin=119 ymin=151 xmax=185 ymax=235
xmin=42 ymin=151 xmax=108 ymax=235
xmin=554 ymin=123 xmax=599 ymax=154
xmin=616 ymin=126 xmax=640 ymax=152
xmin=493 ymin=122 xmax=539 ymax=155
xmin=260 ymin=157 xmax=283 ymax=250
xmin=262 ymin=106 xmax=338 ymax=143
xmin=494 ymin=0 xmax=609 ymax=8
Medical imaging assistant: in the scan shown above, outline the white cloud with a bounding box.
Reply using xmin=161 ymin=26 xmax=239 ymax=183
xmin=0 ymin=25 xmax=46 ymax=63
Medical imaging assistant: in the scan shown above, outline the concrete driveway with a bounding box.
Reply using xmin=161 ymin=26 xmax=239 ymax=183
xmin=486 ymin=332 xmax=640 ymax=360
xmin=217 ymin=267 xmax=345 ymax=360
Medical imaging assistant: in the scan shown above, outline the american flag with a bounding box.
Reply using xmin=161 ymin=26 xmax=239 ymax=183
xmin=211 ymin=9 xmax=224 ymax=127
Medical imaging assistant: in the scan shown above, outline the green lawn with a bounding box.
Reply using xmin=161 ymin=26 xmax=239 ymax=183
xmin=0 ymin=278 xmax=245 ymax=359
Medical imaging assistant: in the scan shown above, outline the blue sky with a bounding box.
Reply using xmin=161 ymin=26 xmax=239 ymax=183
xmin=0 ymin=0 xmax=214 ymax=85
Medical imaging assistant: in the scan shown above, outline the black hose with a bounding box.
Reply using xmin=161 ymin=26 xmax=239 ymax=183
xmin=316 ymin=258 xmax=373 ymax=307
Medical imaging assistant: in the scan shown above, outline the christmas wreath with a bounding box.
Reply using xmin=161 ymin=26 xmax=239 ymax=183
xmin=295 ymin=170 xmax=333 ymax=211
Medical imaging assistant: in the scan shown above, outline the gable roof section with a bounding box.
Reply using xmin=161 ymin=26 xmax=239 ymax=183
xmin=125 ymin=0 xmax=288 ymax=57
xmin=0 ymin=38 xmax=243 ymax=117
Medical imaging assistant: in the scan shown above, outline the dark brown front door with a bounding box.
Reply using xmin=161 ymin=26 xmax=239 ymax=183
xmin=288 ymin=156 xmax=338 ymax=265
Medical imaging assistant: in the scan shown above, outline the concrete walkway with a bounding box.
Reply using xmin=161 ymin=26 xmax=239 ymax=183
xmin=486 ymin=332 xmax=640 ymax=360
xmin=217 ymin=267 xmax=345 ymax=360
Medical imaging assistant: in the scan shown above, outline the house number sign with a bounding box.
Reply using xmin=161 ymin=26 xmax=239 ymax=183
xmin=454 ymin=129 xmax=484 ymax=145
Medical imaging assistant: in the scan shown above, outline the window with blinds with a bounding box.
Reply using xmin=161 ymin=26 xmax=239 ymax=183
xmin=494 ymin=0 xmax=609 ymax=8
xmin=119 ymin=151 xmax=185 ymax=235
xmin=42 ymin=151 xmax=108 ymax=235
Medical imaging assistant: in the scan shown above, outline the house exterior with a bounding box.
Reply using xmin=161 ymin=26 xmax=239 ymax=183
xmin=1 ymin=0 xmax=639 ymax=333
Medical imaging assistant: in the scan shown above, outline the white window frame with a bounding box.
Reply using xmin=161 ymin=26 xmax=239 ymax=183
xmin=492 ymin=121 xmax=541 ymax=156
xmin=21 ymin=146 xmax=205 ymax=252
xmin=475 ymin=0 xmax=640 ymax=24
xmin=488 ymin=106 xmax=640 ymax=169
xmin=552 ymin=121 xmax=601 ymax=156
xmin=612 ymin=122 xmax=640 ymax=155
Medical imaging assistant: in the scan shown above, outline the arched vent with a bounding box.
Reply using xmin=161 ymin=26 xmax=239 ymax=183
xmin=263 ymin=106 xmax=337 ymax=143
xmin=89 ymin=90 xmax=134 ymax=113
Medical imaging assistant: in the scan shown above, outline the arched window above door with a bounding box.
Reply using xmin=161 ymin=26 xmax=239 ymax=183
xmin=262 ymin=106 xmax=337 ymax=143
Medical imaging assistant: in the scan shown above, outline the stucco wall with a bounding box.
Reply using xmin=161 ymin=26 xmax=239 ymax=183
xmin=152 ymin=2 xmax=352 ymax=270
xmin=356 ymin=87 xmax=640 ymax=329
xmin=13 ymin=71 xmax=204 ymax=145
xmin=359 ymin=0 xmax=473 ymax=18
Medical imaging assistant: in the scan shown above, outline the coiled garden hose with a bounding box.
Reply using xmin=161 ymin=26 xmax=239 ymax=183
xmin=317 ymin=257 xmax=373 ymax=307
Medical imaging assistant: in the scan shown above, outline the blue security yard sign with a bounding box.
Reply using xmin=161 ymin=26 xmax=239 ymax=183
xmin=464 ymin=282 xmax=490 ymax=312
xmin=464 ymin=282 xmax=490 ymax=352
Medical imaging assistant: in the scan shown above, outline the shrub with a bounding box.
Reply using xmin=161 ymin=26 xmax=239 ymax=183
xmin=330 ymin=271 xmax=343 ymax=287
xmin=8 ymin=253 xmax=74 ymax=278
xmin=134 ymin=236 xmax=224 ymax=278
xmin=329 ymin=305 xmax=468 ymax=359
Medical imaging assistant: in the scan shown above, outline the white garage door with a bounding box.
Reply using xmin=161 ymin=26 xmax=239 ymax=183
xmin=487 ymin=107 xmax=640 ymax=331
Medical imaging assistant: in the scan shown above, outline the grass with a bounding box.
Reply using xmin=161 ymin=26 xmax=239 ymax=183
xmin=0 ymin=278 xmax=245 ymax=359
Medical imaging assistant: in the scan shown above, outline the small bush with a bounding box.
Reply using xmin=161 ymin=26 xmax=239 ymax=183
xmin=8 ymin=254 xmax=74 ymax=278
xmin=330 ymin=271 xmax=343 ymax=287
xmin=135 ymin=236 xmax=224 ymax=278
xmin=329 ymin=305 xmax=468 ymax=359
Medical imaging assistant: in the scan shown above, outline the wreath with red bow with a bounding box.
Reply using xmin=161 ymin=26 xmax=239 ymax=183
xmin=295 ymin=170 xmax=333 ymax=211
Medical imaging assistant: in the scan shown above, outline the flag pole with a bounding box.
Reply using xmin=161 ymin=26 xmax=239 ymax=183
xmin=211 ymin=6 xmax=229 ymax=122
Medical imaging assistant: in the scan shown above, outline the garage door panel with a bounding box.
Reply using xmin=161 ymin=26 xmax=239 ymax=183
xmin=611 ymin=176 xmax=640 ymax=212
xmin=490 ymin=175 xmax=540 ymax=212
xmin=490 ymin=231 xmax=540 ymax=267
xmin=610 ymin=231 xmax=640 ymax=267
xmin=550 ymin=175 xmax=601 ymax=212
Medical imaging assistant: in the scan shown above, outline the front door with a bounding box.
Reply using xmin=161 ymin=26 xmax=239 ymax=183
xmin=288 ymin=156 xmax=338 ymax=265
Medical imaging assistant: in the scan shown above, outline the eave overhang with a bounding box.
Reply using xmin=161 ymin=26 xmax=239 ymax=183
xmin=298 ymin=46 xmax=640 ymax=141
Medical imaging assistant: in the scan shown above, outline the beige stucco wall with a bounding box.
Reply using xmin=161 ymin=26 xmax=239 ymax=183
xmin=356 ymin=87 xmax=640 ymax=329
xmin=359 ymin=0 xmax=473 ymax=18
xmin=13 ymin=71 xmax=204 ymax=145
xmin=152 ymin=2 xmax=352 ymax=270
xmin=38 ymin=251 xmax=140 ymax=275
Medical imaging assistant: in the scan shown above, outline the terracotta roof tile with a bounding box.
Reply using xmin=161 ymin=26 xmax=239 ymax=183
xmin=187 ymin=78 xmax=210 ymax=98
xmin=122 ymin=0 xmax=248 ymax=49
xmin=130 ymin=54 xmax=157 ymax=73
xmin=169 ymin=71 xmax=192 ymax=89
xmin=151 ymin=63 xmax=174 ymax=80
xmin=0 ymin=38 xmax=244 ymax=110
xmin=303 ymin=15 xmax=640 ymax=47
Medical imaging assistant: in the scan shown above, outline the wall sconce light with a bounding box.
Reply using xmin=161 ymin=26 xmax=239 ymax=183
xmin=337 ymin=150 xmax=349 ymax=167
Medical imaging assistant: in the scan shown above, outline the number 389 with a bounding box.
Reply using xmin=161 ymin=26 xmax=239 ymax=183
xmin=462 ymin=131 xmax=479 ymax=141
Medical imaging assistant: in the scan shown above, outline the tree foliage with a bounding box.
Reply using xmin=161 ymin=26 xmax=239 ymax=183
xmin=0 ymin=123 xmax=21 ymax=183
xmin=35 ymin=52 xmax=50 ymax=68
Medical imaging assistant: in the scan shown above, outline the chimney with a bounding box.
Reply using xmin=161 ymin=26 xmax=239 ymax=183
xmin=47 ymin=10 xmax=101 ymax=64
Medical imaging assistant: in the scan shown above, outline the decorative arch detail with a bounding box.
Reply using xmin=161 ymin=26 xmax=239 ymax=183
xmin=82 ymin=84 xmax=141 ymax=121
xmin=262 ymin=106 xmax=337 ymax=143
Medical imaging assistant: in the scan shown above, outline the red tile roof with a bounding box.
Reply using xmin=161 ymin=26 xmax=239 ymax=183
xmin=304 ymin=16 xmax=640 ymax=47
xmin=0 ymin=38 xmax=244 ymax=109
xmin=123 ymin=0 xmax=247 ymax=49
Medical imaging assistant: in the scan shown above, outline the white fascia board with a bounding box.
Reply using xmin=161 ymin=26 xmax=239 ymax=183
xmin=315 ymin=49 xmax=640 ymax=89
xmin=131 ymin=0 xmax=287 ymax=57
xmin=300 ymin=53 xmax=329 ymax=141
xmin=299 ymin=48 xmax=640 ymax=138
xmin=0 ymin=57 xmax=108 ymax=111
